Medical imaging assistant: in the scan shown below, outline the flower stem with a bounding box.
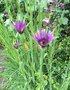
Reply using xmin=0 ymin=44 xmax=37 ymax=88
xmin=40 ymin=48 xmax=43 ymax=73
xmin=48 ymin=44 xmax=54 ymax=90
xmin=39 ymin=48 xmax=44 ymax=89
xmin=49 ymin=59 xmax=52 ymax=90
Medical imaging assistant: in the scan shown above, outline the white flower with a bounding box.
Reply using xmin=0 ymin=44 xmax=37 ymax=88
xmin=4 ymin=19 xmax=10 ymax=27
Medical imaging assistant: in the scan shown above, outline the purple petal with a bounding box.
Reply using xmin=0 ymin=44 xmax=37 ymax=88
xmin=20 ymin=21 xmax=26 ymax=31
xmin=14 ymin=21 xmax=26 ymax=33
xmin=37 ymin=30 xmax=41 ymax=40
xmin=32 ymin=34 xmax=38 ymax=42
xmin=46 ymin=31 xmax=54 ymax=44
xmin=41 ymin=29 xmax=47 ymax=39
xmin=14 ymin=22 xmax=20 ymax=32
xmin=32 ymin=30 xmax=54 ymax=47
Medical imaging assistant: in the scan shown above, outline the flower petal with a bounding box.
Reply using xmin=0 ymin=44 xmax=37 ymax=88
xmin=41 ymin=29 xmax=47 ymax=39
xmin=14 ymin=21 xmax=26 ymax=33
xmin=47 ymin=31 xmax=54 ymax=44
xmin=37 ymin=30 xmax=41 ymax=40
xmin=32 ymin=34 xmax=38 ymax=42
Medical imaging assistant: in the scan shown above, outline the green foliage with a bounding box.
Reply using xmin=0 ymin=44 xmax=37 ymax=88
xmin=0 ymin=0 xmax=70 ymax=90
xmin=64 ymin=0 xmax=70 ymax=4
xmin=61 ymin=17 xmax=68 ymax=25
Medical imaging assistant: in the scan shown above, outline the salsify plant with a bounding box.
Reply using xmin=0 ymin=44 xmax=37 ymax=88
xmin=0 ymin=0 xmax=70 ymax=90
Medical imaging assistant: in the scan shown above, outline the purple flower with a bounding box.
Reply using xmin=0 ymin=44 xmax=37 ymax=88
xmin=14 ymin=21 xmax=26 ymax=33
xmin=32 ymin=29 xmax=54 ymax=47
xmin=60 ymin=3 xmax=64 ymax=10
xmin=13 ymin=42 xmax=21 ymax=49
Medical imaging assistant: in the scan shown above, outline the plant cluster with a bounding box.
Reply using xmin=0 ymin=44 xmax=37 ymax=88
xmin=0 ymin=0 xmax=70 ymax=90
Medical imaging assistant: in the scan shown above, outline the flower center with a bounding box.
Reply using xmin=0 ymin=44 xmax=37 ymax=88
xmin=39 ymin=39 xmax=48 ymax=47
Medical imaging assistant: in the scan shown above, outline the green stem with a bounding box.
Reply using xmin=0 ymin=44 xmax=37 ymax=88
xmin=40 ymin=48 xmax=43 ymax=73
xmin=38 ymin=2 xmax=43 ymax=29
xmin=48 ymin=45 xmax=54 ymax=90
xmin=49 ymin=59 xmax=52 ymax=90
xmin=39 ymin=48 xmax=44 ymax=90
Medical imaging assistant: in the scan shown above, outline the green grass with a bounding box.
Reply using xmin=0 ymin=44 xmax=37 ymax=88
xmin=0 ymin=0 xmax=70 ymax=90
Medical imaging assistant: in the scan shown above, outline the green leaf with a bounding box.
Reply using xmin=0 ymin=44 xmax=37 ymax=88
xmin=64 ymin=0 xmax=69 ymax=3
xmin=62 ymin=17 xmax=68 ymax=25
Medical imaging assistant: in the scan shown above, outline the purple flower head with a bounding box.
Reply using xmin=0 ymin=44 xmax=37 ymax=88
xmin=33 ymin=29 xmax=54 ymax=47
xmin=60 ymin=3 xmax=64 ymax=10
xmin=13 ymin=42 xmax=21 ymax=49
xmin=14 ymin=21 xmax=26 ymax=33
